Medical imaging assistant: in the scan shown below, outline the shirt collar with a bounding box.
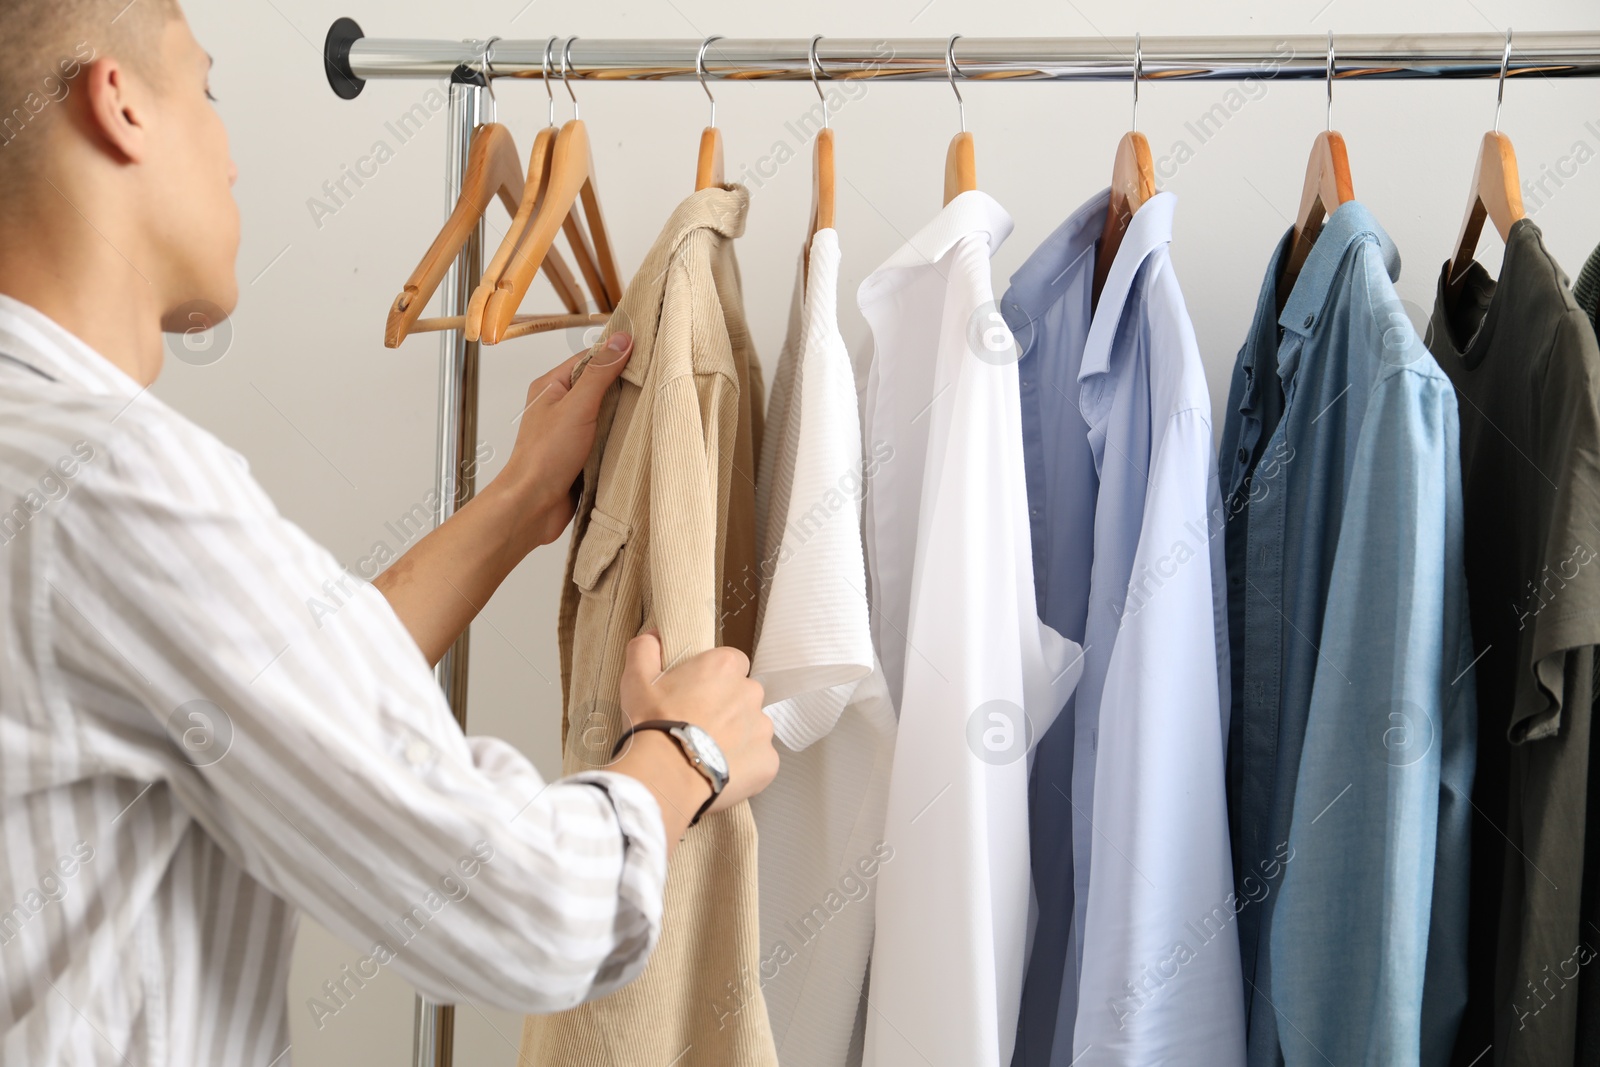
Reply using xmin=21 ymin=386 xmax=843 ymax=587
xmin=857 ymin=189 xmax=1013 ymax=304
xmin=0 ymin=292 xmax=146 ymax=400
xmin=805 ymin=227 xmax=841 ymax=319
xmin=1277 ymin=199 xmax=1399 ymax=339
xmin=1081 ymin=189 xmax=1176 ymax=381
xmin=1002 ymin=187 xmax=1105 ymax=331
xmin=1239 ymin=227 xmax=1295 ymax=382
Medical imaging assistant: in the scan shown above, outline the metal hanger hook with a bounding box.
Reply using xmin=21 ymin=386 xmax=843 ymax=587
xmin=1325 ymin=31 xmax=1334 ymax=131
xmin=698 ymin=36 xmax=723 ymax=127
xmin=809 ymin=34 xmax=829 ymax=129
xmin=1132 ymin=32 xmax=1142 ymax=131
xmin=475 ymin=36 xmax=501 ymax=104
xmin=560 ymin=36 xmax=579 ymax=120
xmin=946 ymin=34 xmax=965 ymax=134
xmin=542 ymin=37 xmax=557 ymax=126
xmin=1495 ymin=27 xmax=1512 ymax=132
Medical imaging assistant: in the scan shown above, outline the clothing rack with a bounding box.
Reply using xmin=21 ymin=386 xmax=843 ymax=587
xmin=316 ymin=21 xmax=1600 ymax=1067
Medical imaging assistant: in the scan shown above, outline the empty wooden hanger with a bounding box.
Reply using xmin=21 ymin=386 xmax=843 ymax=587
xmin=696 ymin=36 xmax=727 ymax=190
xmin=468 ymin=39 xmax=607 ymax=342
xmin=943 ymin=35 xmax=977 ymax=205
xmin=1092 ymin=34 xmax=1157 ymax=312
xmin=385 ymin=122 xmax=525 ymax=348
xmin=478 ymin=36 xmax=623 ymax=346
xmin=806 ymin=36 xmax=836 ymax=280
xmin=1277 ymin=34 xmax=1356 ymax=310
xmin=463 ymin=126 xmax=588 ymax=337
xmin=1446 ymin=30 xmax=1525 ymax=303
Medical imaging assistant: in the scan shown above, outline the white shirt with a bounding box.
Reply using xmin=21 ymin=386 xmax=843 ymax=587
xmin=749 ymin=228 xmax=894 ymax=1066
xmin=857 ymin=191 xmax=1084 ymax=1067
xmin=751 ymin=228 xmax=876 ymax=741
xmin=998 ymin=191 xmax=1244 ymax=1063
xmin=0 ymin=294 xmax=667 ymax=1066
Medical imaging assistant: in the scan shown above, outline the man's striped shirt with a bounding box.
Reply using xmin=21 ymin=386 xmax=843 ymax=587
xmin=0 ymin=293 xmax=666 ymax=1066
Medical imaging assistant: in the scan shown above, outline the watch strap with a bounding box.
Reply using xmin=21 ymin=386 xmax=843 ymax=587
xmin=611 ymin=720 xmax=718 ymax=826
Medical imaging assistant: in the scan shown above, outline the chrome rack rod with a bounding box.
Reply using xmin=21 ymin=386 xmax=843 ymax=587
xmin=325 ymin=27 xmax=1600 ymax=92
xmin=314 ymin=17 xmax=1600 ymax=1067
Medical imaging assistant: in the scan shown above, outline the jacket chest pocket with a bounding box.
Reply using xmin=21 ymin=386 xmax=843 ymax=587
xmin=573 ymin=507 xmax=632 ymax=602
xmin=567 ymin=506 xmax=637 ymax=770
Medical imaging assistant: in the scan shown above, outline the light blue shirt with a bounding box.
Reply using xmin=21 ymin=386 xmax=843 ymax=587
xmin=1004 ymin=189 xmax=1242 ymax=1066
xmin=1217 ymin=201 xmax=1476 ymax=1066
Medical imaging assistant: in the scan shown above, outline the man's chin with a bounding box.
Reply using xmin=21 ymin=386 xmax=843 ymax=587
xmin=159 ymin=287 xmax=237 ymax=334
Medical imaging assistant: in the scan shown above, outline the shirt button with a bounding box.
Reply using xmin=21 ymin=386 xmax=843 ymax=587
xmin=1236 ymin=447 xmax=1249 ymax=464
xmin=405 ymin=739 xmax=433 ymax=767
xmin=1303 ymin=313 xmax=1315 ymax=328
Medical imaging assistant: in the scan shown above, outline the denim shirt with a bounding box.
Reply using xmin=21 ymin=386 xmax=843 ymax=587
xmin=1217 ymin=201 xmax=1476 ymax=1067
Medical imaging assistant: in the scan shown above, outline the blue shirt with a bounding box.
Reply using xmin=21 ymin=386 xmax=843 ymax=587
xmin=1217 ymin=201 xmax=1476 ymax=1067
xmin=1004 ymin=190 xmax=1243 ymax=1067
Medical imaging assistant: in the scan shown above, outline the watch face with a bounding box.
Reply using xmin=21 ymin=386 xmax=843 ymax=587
xmin=681 ymin=724 xmax=728 ymax=778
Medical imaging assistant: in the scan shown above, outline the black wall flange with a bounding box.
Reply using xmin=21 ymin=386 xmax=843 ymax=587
xmin=324 ymin=17 xmax=365 ymax=99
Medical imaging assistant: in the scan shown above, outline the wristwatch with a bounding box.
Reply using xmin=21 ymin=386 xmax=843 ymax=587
xmin=610 ymin=720 xmax=728 ymax=827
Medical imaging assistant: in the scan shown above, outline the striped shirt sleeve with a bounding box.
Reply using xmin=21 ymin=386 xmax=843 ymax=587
xmin=45 ymin=408 xmax=668 ymax=1014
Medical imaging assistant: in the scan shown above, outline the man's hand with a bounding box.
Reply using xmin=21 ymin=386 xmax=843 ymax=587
xmin=373 ymin=332 xmax=632 ymax=666
xmin=497 ymin=332 xmax=634 ymax=553
xmin=607 ymin=633 xmax=779 ymax=849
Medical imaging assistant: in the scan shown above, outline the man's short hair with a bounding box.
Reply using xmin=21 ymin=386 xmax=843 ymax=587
xmin=0 ymin=0 xmax=182 ymax=191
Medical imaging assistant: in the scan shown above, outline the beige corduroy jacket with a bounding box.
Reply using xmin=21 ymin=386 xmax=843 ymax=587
xmin=519 ymin=184 xmax=773 ymax=1066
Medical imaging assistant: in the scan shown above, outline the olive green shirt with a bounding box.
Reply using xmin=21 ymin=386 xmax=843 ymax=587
xmin=1574 ymin=240 xmax=1599 ymax=337
xmin=1575 ymin=237 xmax=1600 ymax=1067
xmin=1427 ymin=218 xmax=1600 ymax=1067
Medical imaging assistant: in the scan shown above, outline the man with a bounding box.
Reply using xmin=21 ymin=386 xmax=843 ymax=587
xmin=0 ymin=2 xmax=779 ymax=1064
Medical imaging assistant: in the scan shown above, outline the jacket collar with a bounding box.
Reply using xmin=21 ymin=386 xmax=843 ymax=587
xmin=1276 ymin=198 xmax=1399 ymax=342
xmin=609 ymin=183 xmax=750 ymax=388
xmin=857 ymin=189 xmax=1013 ymax=304
xmin=0 ymin=292 xmax=146 ymax=401
xmin=656 ymin=182 xmax=750 ymax=249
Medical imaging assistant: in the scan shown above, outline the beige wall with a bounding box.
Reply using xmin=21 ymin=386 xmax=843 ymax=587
xmin=169 ymin=0 xmax=1600 ymax=1063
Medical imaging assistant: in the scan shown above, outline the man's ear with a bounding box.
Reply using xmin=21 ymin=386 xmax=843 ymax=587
xmin=79 ymin=57 xmax=146 ymax=165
